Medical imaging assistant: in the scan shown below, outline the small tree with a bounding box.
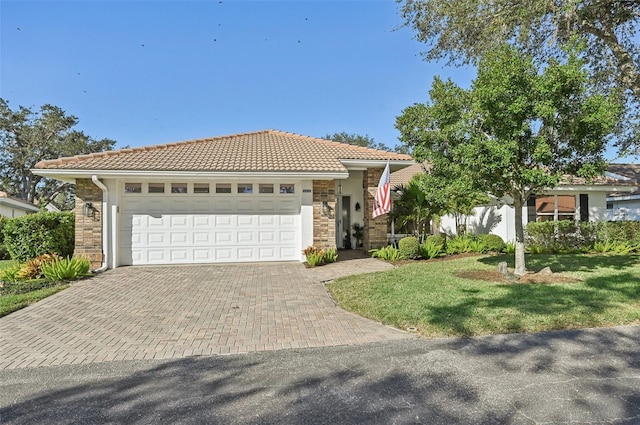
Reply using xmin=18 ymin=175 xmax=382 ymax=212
xmin=396 ymin=45 xmax=621 ymax=275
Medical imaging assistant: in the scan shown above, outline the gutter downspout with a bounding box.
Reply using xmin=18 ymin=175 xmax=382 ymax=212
xmin=91 ymin=175 xmax=109 ymax=272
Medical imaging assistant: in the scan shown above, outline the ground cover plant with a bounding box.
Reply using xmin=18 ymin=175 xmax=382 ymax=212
xmin=0 ymin=256 xmax=90 ymax=317
xmin=327 ymin=254 xmax=640 ymax=338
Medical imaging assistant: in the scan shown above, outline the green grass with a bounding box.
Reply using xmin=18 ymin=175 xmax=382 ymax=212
xmin=327 ymin=254 xmax=640 ymax=338
xmin=0 ymin=260 xmax=69 ymax=317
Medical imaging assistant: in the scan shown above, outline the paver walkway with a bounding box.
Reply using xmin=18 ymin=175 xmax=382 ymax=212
xmin=0 ymin=259 xmax=408 ymax=370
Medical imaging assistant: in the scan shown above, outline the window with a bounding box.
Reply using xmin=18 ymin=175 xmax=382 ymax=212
xmin=535 ymin=195 xmax=576 ymax=221
xmin=280 ymin=183 xmax=295 ymax=194
xmin=148 ymin=183 xmax=165 ymax=194
xmin=259 ymin=184 xmax=274 ymax=194
xmin=238 ymin=183 xmax=253 ymax=194
xmin=124 ymin=183 xmax=142 ymax=194
xmin=216 ymin=183 xmax=231 ymax=194
xmin=171 ymin=183 xmax=188 ymax=194
xmin=193 ymin=183 xmax=209 ymax=194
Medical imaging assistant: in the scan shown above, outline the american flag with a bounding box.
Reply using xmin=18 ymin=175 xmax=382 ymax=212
xmin=373 ymin=162 xmax=391 ymax=218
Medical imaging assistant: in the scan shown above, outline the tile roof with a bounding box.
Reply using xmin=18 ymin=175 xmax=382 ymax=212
xmin=607 ymin=163 xmax=640 ymax=196
xmin=389 ymin=163 xmax=636 ymax=190
xmin=34 ymin=130 xmax=412 ymax=173
xmin=390 ymin=162 xmax=430 ymax=188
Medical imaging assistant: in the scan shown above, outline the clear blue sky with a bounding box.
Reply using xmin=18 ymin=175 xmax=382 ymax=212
xmin=0 ymin=0 xmax=631 ymax=161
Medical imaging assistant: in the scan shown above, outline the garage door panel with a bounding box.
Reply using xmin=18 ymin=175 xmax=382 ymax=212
xmin=120 ymin=192 xmax=301 ymax=265
xmin=214 ymin=248 xmax=233 ymax=261
xmin=215 ymin=215 xmax=233 ymax=227
xmin=170 ymin=250 xmax=189 ymax=262
xmin=259 ymin=231 xmax=276 ymax=243
xmin=215 ymin=232 xmax=233 ymax=243
xmin=279 ymin=230 xmax=297 ymax=243
xmin=237 ymin=231 xmax=255 ymax=244
xmin=237 ymin=247 xmax=255 ymax=261
xmin=193 ymin=232 xmax=210 ymax=244
xmin=237 ymin=215 xmax=255 ymax=226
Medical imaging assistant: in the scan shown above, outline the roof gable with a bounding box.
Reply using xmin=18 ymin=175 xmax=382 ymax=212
xmin=35 ymin=130 xmax=412 ymax=173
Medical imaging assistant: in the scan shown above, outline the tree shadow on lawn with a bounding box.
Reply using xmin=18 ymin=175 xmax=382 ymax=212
xmin=478 ymin=253 xmax=639 ymax=274
xmin=426 ymin=271 xmax=640 ymax=337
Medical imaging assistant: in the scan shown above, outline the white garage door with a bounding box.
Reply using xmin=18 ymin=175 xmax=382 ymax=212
xmin=119 ymin=193 xmax=301 ymax=265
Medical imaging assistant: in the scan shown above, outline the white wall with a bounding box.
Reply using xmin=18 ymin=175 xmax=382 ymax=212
xmin=440 ymin=191 xmax=610 ymax=242
xmin=0 ymin=204 xmax=36 ymax=218
xmin=607 ymin=198 xmax=640 ymax=221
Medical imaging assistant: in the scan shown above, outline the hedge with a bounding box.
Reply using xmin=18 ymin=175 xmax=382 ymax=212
xmin=0 ymin=216 xmax=9 ymax=260
xmin=2 ymin=211 xmax=74 ymax=262
xmin=526 ymin=220 xmax=640 ymax=253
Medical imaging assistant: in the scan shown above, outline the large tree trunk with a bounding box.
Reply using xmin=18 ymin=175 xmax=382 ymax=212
xmin=513 ymin=196 xmax=527 ymax=276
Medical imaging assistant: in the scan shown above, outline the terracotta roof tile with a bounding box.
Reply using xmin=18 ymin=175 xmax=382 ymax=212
xmin=607 ymin=163 xmax=640 ymax=196
xmin=390 ymin=162 xmax=430 ymax=187
xmin=34 ymin=130 xmax=412 ymax=172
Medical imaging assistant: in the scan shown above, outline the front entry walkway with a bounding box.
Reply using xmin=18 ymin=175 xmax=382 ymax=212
xmin=0 ymin=260 xmax=408 ymax=370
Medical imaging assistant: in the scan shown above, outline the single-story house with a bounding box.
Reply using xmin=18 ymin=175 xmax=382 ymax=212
xmin=33 ymin=130 xmax=413 ymax=270
xmin=0 ymin=191 xmax=40 ymax=218
xmin=606 ymin=163 xmax=640 ymax=221
xmin=390 ymin=166 xmax=637 ymax=242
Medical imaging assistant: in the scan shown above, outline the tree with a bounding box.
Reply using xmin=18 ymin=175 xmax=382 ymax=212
xmin=325 ymin=132 xmax=393 ymax=152
xmin=0 ymin=99 xmax=117 ymax=209
xmin=398 ymin=0 xmax=640 ymax=154
xmin=396 ymin=46 xmax=621 ymax=275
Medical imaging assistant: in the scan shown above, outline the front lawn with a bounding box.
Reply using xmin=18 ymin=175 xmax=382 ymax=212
xmin=327 ymin=254 xmax=640 ymax=337
xmin=0 ymin=260 xmax=69 ymax=317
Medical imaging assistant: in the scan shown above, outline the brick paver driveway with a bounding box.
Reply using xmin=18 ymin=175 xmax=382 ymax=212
xmin=0 ymin=260 xmax=409 ymax=370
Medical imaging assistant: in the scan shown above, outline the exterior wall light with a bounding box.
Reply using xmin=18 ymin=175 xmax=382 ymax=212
xmin=83 ymin=202 xmax=96 ymax=218
xmin=322 ymin=201 xmax=334 ymax=218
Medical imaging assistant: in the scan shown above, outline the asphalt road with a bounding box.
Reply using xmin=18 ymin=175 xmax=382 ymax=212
xmin=1 ymin=326 xmax=639 ymax=424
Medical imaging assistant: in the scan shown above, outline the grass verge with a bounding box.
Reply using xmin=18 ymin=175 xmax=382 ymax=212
xmin=327 ymin=254 xmax=640 ymax=338
xmin=0 ymin=260 xmax=69 ymax=317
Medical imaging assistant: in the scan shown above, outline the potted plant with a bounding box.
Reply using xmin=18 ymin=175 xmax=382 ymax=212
xmin=352 ymin=223 xmax=364 ymax=248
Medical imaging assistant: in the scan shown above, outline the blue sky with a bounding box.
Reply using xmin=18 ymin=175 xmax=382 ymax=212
xmin=1 ymin=0 xmax=474 ymax=151
xmin=0 ymin=0 xmax=632 ymax=161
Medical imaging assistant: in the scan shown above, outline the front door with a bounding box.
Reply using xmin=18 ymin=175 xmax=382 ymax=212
xmin=336 ymin=196 xmax=351 ymax=249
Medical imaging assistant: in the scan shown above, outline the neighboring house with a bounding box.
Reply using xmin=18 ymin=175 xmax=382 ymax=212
xmin=0 ymin=191 xmax=39 ymax=218
xmin=606 ymin=164 xmax=640 ymax=221
xmin=33 ymin=130 xmax=413 ymax=269
xmin=390 ymin=168 xmax=636 ymax=242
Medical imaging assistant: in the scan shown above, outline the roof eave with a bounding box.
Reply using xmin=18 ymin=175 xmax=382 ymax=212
xmin=31 ymin=169 xmax=350 ymax=181
xmin=339 ymin=159 xmax=415 ymax=171
xmin=0 ymin=197 xmax=40 ymax=212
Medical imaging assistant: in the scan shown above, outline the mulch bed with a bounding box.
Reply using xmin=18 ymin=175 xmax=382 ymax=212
xmin=456 ymin=270 xmax=581 ymax=284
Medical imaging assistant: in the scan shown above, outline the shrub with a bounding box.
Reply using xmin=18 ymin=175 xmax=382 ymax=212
xmin=41 ymin=257 xmax=92 ymax=281
xmin=302 ymin=246 xmax=338 ymax=267
xmin=505 ymin=241 xmax=516 ymax=254
xmin=398 ymin=236 xmax=420 ymax=259
xmin=426 ymin=234 xmax=447 ymax=249
xmin=419 ymin=239 xmax=444 ymax=259
xmin=468 ymin=238 xmax=488 ymax=253
xmin=604 ymin=221 xmax=640 ymax=245
xmin=477 ymin=234 xmax=505 ymax=252
xmin=3 ymin=212 xmax=74 ymax=262
xmin=0 ymin=216 xmax=10 ymax=260
xmin=446 ymin=235 xmax=473 ymax=255
xmin=324 ymin=248 xmax=338 ymax=264
xmin=0 ymin=263 xmax=22 ymax=283
xmin=17 ymin=253 xmax=61 ymax=280
xmin=370 ymin=245 xmax=402 ymax=261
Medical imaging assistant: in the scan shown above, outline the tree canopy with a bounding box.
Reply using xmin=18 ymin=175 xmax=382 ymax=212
xmin=396 ymin=46 xmax=621 ymax=275
xmin=398 ymin=0 xmax=640 ymax=155
xmin=324 ymin=132 xmax=392 ymax=151
xmin=0 ymin=99 xmax=117 ymax=210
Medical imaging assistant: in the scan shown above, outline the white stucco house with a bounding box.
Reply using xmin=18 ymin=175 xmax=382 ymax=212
xmin=606 ymin=164 xmax=640 ymax=221
xmin=33 ymin=130 xmax=414 ymax=270
xmin=0 ymin=191 xmax=39 ymax=218
xmin=390 ymin=164 xmax=637 ymax=242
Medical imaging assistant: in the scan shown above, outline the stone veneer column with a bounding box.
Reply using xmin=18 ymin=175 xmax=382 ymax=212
xmin=74 ymin=179 xmax=104 ymax=269
xmin=363 ymin=168 xmax=388 ymax=251
xmin=312 ymin=180 xmax=336 ymax=249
